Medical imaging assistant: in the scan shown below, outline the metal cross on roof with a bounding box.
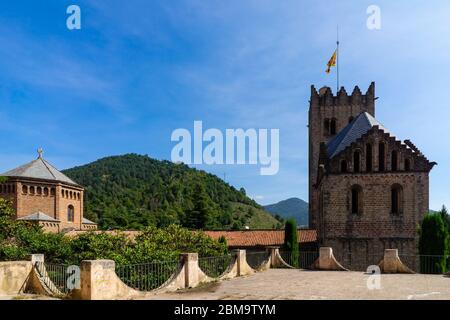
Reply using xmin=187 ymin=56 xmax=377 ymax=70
xmin=37 ymin=147 xmax=43 ymax=159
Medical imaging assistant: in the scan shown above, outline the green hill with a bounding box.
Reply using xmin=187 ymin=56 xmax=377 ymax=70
xmin=62 ymin=154 xmax=281 ymax=230
xmin=264 ymin=197 xmax=309 ymax=227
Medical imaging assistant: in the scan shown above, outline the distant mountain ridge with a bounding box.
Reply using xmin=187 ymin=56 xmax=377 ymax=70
xmin=264 ymin=197 xmax=309 ymax=227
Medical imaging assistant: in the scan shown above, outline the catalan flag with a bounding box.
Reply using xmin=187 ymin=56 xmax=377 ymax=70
xmin=326 ymin=50 xmax=337 ymax=74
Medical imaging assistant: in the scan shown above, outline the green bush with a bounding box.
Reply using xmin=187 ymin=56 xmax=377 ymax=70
xmin=0 ymin=198 xmax=228 ymax=265
xmin=419 ymin=213 xmax=450 ymax=274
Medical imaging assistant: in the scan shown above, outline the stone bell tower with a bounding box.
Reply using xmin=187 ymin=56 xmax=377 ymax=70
xmin=308 ymin=82 xmax=376 ymax=230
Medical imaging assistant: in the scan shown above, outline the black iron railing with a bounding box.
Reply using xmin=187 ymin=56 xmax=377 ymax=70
xmin=246 ymin=251 xmax=270 ymax=270
xmin=116 ymin=260 xmax=179 ymax=291
xmin=279 ymin=251 xmax=319 ymax=269
xmin=198 ymin=255 xmax=233 ymax=278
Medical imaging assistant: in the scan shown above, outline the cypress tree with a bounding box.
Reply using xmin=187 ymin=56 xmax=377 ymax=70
xmin=283 ymin=219 xmax=299 ymax=267
xmin=418 ymin=213 xmax=449 ymax=274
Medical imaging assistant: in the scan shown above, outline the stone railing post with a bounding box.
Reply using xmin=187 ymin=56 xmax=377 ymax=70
xmin=313 ymin=247 xmax=348 ymax=271
xmin=181 ymin=253 xmax=200 ymax=288
xmin=383 ymin=249 xmax=399 ymax=273
xmin=29 ymin=254 xmax=44 ymax=264
xmin=234 ymin=249 xmax=246 ymax=276
xmin=268 ymin=246 xmax=280 ymax=267
xmin=380 ymin=249 xmax=414 ymax=273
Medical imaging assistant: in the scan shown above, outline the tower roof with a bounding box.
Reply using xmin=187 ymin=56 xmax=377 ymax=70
xmin=1 ymin=149 xmax=79 ymax=186
xmin=326 ymin=112 xmax=391 ymax=158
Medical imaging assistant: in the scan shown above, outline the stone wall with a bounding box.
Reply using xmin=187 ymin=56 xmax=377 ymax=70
xmin=318 ymin=171 xmax=429 ymax=260
xmin=0 ymin=261 xmax=32 ymax=296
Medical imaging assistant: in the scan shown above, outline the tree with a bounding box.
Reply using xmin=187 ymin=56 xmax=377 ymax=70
xmin=185 ymin=183 xmax=212 ymax=229
xmin=283 ymin=219 xmax=299 ymax=267
xmin=419 ymin=213 xmax=449 ymax=274
xmin=439 ymin=205 xmax=449 ymax=231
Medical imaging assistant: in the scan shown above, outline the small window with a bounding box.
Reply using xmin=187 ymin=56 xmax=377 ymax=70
xmin=378 ymin=142 xmax=385 ymax=172
xmin=67 ymin=205 xmax=75 ymax=222
xmin=51 ymin=188 xmax=56 ymax=196
xmin=351 ymin=185 xmax=363 ymax=214
xmin=30 ymin=186 xmax=35 ymax=195
xmin=37 ymin=187 xmax=42 ymax=195
xmin=366 ymin=143 xmax=373 ymax=172
xmin=330 ymin=118 xmax=337 ymax=135
xmin=340 ymin=160 xmax=348 ymax=173
xmin=391 ymin=151 xmax=398 ymax=171
xmin=43 ymin=187 xmax=49 ymax=196
xmin=391 ymin=184 xmax=403 ymax=214
xmin=353 ymin=151 xmax=361 ymax=173
xmin=22 ymin=185 xmax=28 ymax=194
xmin=324 ymin=119 xmax=330 ymax=135
xmin=405 ymin=159 xmax=411 ymax=171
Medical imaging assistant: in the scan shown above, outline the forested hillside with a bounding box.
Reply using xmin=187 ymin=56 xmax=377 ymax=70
xmin=63 ymin=154 xmax=282 ymax=230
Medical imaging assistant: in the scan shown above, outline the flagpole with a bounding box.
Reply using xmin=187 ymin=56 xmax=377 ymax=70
xmin=336 ymin=25 xmax=340 ymax=93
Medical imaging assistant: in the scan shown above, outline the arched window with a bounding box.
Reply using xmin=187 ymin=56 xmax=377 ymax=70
xmin=353 ymin=151 xmax=361 ymax=173
xmin=340 ymin=160 xmax=348 ymax=173
xmin=324 ymin=119 xmax=330 ymax=135
xmin=351 ymin=185 xmax=363 ymax=214
xmin=366 ymin=143 xmax=373 ymax=172
xmin=70 ymin=191 xmax=73 ymax=199
xmin=330 ymin=118 xmax=337 ymax=135
xmin=391 ymin=150 xmax=398 ymax=171
xmin=378 ymin=142 xmax=385 ymax=172
xmin=404 ymin=158 xmax=411 ymax=171
xmin=30 ymin=186 xmax=35 ymax=195
xmin=65 ymin=190 xmax=69 ymax=198
xmin=43 ymin=187 xmax=49 ymax=196
xmin=22 ymin=185 xmax=28 ymax=194
xmin=67 ymin=205 xmax=75 ymax=222
xmin=51 ymin=188 xmax=56 ymax=196
xmin=61 ymin=190 xmax=65 ymax=198
xmin=37 ymin=187 xmax=42 ymax=196
xmin=391 ymin=184 xmax=403 ymax=214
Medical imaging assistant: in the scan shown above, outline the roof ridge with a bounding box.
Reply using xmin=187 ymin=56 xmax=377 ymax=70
xmin=39 ymin=158 xmax=58 ymax=180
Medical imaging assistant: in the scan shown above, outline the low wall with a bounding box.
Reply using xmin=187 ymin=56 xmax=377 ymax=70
xmin=0 ymin=261 xmax=33 ymax=296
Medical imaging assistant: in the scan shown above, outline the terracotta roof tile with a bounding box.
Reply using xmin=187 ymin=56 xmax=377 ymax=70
xmin=203 ymin=229 xmax=317 ymax=248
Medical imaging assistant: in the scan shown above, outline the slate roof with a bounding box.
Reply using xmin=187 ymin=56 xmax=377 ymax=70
xmin=326 ymin=112 xmax=391 ymax=158
xmin=1 ymin=153 xmax=79 ymax=186
xmin=82 ymin=217 xmax=97 ymax=225
xmin=203 ymin=229 xmax=317 ymax=248
xmin=17 ymin=211 xmax=59 ymax=222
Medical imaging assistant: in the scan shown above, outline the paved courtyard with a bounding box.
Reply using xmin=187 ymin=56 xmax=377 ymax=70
xmin=147 ymin=269 xmax=450 ymax=300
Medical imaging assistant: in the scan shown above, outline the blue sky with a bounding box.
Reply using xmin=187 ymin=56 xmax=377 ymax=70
xmin=0 ymin=1 xmax=449 ymax=209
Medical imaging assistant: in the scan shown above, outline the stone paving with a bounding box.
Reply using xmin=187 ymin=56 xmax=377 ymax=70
xmin=146 ymin=269 xmax=450 ymax=300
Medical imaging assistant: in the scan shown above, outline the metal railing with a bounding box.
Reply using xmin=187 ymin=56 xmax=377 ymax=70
xmin=246 ymin=251 xmax=269 ymax=270
xmin=279 ymin=251 xmax=319 ymax=269
xmin=336 ymin=253 xmax=383 ymax=272
xmin=399 ymin=254 xmax=450 ymax=274
xmin=198 ymin=255 xmax=233 ymax=278
xmin=34 ymin=262 xmax=75 ymax=295
xmin=116 ymin=260 xmax=180 ymax=291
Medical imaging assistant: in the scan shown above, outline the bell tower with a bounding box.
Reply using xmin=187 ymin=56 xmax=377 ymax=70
xmin=308 ymin=82 xmax=376 ymax=230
